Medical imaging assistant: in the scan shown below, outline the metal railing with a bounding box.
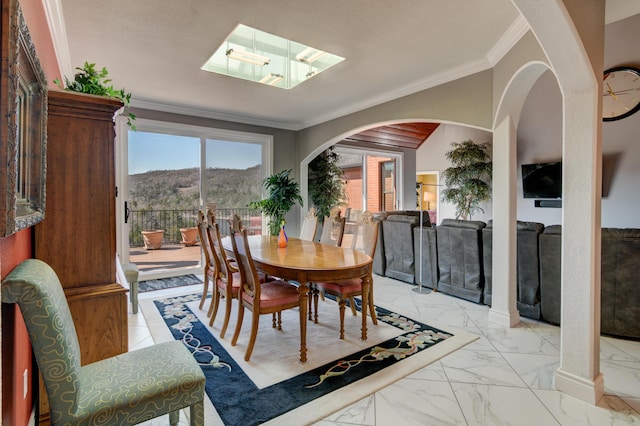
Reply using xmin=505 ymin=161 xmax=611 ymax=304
xmin=128 ymin=208 xmax=259 ymax=247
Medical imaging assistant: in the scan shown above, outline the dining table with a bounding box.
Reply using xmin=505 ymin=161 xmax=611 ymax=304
xmin=223 ymin=235 xmax=373 ymax=363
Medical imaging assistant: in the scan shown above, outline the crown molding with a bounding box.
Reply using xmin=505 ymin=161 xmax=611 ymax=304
xmin=42 ymin=0 xmax=72 ymax=79
xmin=487 ymin=15 xmax=530 ymax=66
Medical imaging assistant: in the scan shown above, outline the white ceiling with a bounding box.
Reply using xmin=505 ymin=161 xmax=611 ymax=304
xmin=50 ymin=1 xmax=640 ymax=131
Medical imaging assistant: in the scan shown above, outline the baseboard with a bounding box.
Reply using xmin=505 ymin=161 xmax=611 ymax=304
xmin=555 ymin=369 xmax=604 ymax=404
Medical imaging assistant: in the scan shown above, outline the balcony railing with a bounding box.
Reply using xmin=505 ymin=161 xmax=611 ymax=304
xmin=128 ymin=208 xmax=260 ymax=247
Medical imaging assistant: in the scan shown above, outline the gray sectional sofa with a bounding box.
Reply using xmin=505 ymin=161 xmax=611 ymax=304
xmin=539 ymin=225 xmax=640 ymax=339
xmin=372 ymin=212 xmax=639 ymax=340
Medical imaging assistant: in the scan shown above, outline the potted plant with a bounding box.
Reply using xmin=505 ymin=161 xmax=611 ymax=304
xmin=140 ymin=213 xmax=164 ymax=249
xmin=54 ymin=62 xmax=136 ymax=129
xmin=308 ymin=146 xmax=346 ymax=223
xmin=180 ymin=226 xmax=199 ymax=246
xmin=441 ymin=139 xmax=492 ymax=220
xmin=141 ymin=229 xmax=164 ymax=250
xmin=248 ymin=169 xmax=303 ymax=236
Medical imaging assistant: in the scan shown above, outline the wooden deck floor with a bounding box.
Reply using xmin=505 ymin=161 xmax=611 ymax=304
xmin=129 ymin=243 xmax=202 ymax=272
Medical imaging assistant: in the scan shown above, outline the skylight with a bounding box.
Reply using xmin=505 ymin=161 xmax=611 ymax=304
xmin=201 ymin=24 xmax=345 ymax=90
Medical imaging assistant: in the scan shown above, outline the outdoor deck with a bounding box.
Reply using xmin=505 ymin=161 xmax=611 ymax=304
xmin=129 ymin=243 xmax=203 ymax=272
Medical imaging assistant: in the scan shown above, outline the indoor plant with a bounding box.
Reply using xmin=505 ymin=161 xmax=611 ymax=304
xmin=308 ymin=146 xmax=346 ymax=223
xmin=441 ymin=139 xmax=492 ymax=220
xmin=248 ymin=169 xmax=303 ymax=236
xmin=54 ymin=62 xmax=136 ymax=129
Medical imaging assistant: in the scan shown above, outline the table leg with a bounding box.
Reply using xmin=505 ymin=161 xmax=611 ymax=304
xmin=360 ymin=273 xmax=371 ymax=341
xmin=298 ymin=282 xmax=309 ymax=363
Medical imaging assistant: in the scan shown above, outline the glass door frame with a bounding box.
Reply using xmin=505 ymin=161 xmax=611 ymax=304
xmin=115 ymin=116 xmax=273 ymax=280
xmin=334 ymin=145 xmax=403 ymax=213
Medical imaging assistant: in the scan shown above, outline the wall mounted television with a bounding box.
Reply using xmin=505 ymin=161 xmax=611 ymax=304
xmin=521 ymin=161 xmax=562 ymax=199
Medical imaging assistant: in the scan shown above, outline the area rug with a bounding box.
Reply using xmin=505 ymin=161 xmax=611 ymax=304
xmin=140 ymin=291 xmax=477 ymax=425
xmin=138 ymin=274 xmax=203 ymax=293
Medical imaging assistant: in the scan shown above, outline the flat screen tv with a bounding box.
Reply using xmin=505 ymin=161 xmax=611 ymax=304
xmin=521 ymin=162 xmax=562 ymax=199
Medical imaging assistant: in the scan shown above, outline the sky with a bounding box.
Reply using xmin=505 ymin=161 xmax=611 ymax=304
xmin=128 ymin=131 xmax=262 ymax=174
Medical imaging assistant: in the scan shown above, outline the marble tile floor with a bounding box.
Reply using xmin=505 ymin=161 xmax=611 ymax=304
xmin=129 ymin=275 xmax=640 ymax=425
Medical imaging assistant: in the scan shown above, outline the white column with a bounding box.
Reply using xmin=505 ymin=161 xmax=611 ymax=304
xmin=555 ymin=88 xmax=604 ymax=404
xmin=488 ymin=115 xmax=520 ymax=327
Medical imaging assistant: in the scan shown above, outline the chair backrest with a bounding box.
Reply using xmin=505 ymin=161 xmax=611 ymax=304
xmin=206 ymin=208 xmax=216 ymax=226
xmin=229 ymin=228 xmax=261 ymax=302
xmin=299 ymin=208 xmax=318 ymax=241
xmin=210 ymin=222 xmax=235 ymax=282
xmin=1 ymin=259 xmax=82 ymax=419
xmin=197 ymin=210 xmax=216 ymax=273
xmin=231 ymin=214 xmax=244 ymax=233
xmin=351 ymin=210 xmax=379 ymax=257
xmin=320 ymin=207 xmax=346 ymax=246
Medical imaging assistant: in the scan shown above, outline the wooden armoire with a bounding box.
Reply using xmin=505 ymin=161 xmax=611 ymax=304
xmin=34 ymin=90 xmax=128 ymax=423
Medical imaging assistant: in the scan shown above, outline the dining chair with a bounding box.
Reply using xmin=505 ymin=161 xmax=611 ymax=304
xmin=319 ymin=207 xmax=346 ymax=247
xmin=313 ymin=210 xmax=379 ymax=339
xmin=299 ymin=208 xmax=318 ymax=241
xmin=196 ymin=210 xmax=216 ymax=310
xmin=229 ymin=228 xmax=304 ymax=361
xmin=2 ymin=259 xmax=206 ymax=425
xmin=207 ymin=222 xmax=242 ymax=338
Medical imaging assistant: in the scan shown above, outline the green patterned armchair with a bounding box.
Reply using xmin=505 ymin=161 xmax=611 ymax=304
xmin=1 ymin=259 xmax=206 ymax=425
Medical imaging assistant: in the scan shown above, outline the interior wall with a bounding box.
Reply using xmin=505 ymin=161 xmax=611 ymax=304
xmin=516 ymin=13 xmax=640 ymax=228
xmin=416 ymin=124 xmax=493 ymax=223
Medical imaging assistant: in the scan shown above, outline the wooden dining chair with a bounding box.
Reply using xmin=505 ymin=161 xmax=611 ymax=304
xmin=229 ymin=228 xmax=304 ymax=361
xmin=313 ymin=210 xmax=379 ymax=339
xmin=299 ymin=208 xmax=318 ymax=241
xmin=207 ymin=222 xmax=241 ymax=338
xmin=319 ymin=207 xmax=346 ymax=247
xmin=196 ymin=210 xmax=215 ymax=310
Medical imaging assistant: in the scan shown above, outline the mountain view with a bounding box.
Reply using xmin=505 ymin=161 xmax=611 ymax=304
xmin=128 ymin=165 xmax=262 ymax=211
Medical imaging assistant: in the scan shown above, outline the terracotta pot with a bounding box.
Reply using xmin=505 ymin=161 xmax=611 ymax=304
xmin=180 ymin=227 xmax=199 ymax=246
xmin=142 ymin=230 xmax=164 ymax=250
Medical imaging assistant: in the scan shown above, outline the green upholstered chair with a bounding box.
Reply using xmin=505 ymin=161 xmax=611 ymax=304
xmin=1 ymin=259 xmax=206 ymax=426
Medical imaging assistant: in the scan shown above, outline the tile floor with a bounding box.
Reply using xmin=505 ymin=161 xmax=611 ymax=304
xmin=129 ymin=275 xmax=640 ymax=425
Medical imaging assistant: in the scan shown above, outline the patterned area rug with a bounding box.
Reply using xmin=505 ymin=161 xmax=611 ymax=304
xmin=138 ymin=274 xmax=203 ymax=293
xmin=140 ymin=292 xmax=476 ymax=425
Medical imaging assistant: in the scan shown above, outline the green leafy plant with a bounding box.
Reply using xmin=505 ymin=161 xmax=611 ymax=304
xmin=441 ymin=139 xmax=492 ymax=220
xmin=308 ymin=146 xmax=346 ymax=223
xmin=54 ymin=62 xmax=136 ymax=130
xmin=248 ymin=169 xmax=303 ymax=236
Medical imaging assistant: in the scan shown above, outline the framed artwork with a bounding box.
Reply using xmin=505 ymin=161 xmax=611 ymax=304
xmin=1 ymin=0 xmax=47 ymax=236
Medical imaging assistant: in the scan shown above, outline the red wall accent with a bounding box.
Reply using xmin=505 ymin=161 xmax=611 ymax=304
xmin=1 ymin=229 xmax=34 ymax=426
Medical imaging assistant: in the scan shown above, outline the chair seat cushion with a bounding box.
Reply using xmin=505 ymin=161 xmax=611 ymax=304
xmin=76 ymin=341 xmax=205 ymax=425
xmin=242 ymin=280 xmax=299 ymax=309
xmin=316 ymin=278 xmax=362 ymax=295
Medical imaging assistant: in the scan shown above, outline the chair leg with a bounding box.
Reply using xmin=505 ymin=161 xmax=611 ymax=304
xmin=338 ymin=299 xmax=346 ymax=339
xmin=169 ymin=410 xmax=180 ymax=425
xmin=190 ymin=401 xmax=204 ymax=426
xmin=313 ymin=288 xmax=320 ymax=323
xmin=130 ymin=279 xmax=138 ymax=314
xmin=348 ymin=296 xmax=357 ymax=316
xmin=208 ymin=286 xmax=221 ymax=324
xmin=199 ymin=274 xmax=209 ymax=310
xmin=245 ymin=311 xmax=260 ymax=361
xmin=307 ymin=284 xmax=314 ymax=321
xmin=368 ymin=290 xmax=378 ymax=325
xmin=231 ymin=302 xmax=245 ymax=346
xmin=219 ymin=290 xmax=233 ymax=338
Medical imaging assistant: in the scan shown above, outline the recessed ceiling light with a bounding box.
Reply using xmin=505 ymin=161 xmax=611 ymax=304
xmin=201 ymin=24 xmax=345 ymax=89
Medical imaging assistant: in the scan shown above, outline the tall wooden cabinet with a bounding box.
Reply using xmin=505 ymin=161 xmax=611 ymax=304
xmin=34 ymin=90 xmax=128 ymax=423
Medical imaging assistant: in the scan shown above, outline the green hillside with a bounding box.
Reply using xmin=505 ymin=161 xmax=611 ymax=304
xmin=128 ymin=165 xmax=262 ymax=211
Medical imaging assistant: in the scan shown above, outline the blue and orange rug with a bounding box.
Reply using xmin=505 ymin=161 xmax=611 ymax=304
xmin=142 ymin=292 xmax=476 ymax=425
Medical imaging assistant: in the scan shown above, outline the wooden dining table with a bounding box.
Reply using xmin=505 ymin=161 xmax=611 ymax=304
xmin=223 ymin=235 xmax=373 ymax=363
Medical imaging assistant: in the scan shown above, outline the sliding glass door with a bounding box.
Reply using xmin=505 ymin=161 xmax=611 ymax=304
xmin=116 ymin=118 xmax=272 ymax=280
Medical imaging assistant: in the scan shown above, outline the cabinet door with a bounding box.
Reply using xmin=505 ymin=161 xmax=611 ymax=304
xmin=35 ymin=90 xmax=121 ymax=287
